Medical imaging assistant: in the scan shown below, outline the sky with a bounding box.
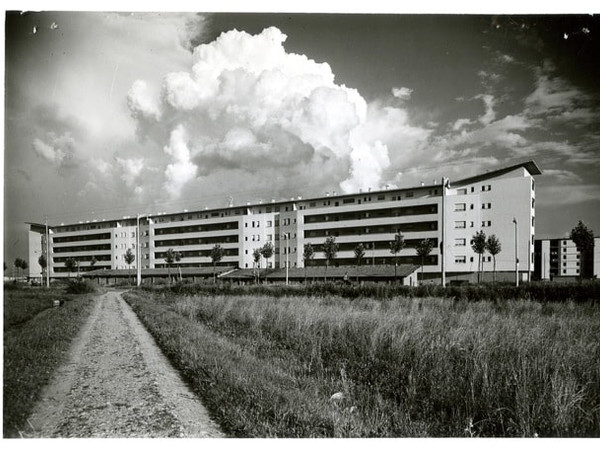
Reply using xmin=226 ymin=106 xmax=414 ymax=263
xmin=4 ymin=4 xmax=600 ymax=266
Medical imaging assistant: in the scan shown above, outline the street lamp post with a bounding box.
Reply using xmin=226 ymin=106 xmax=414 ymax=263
xmin=513 ymin=217 xmax=519 ymax=287
xmin=136 ymin=214 xmax=150 ymax=287
xmin=282 ymin=232 xmax=289 ymax=285
xmin=45 ymin=215 xmax=50 ymax=288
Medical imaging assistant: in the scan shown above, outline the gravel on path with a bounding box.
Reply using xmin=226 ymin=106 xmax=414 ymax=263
xmin=25 ymin=290 xmax=223 ymax=438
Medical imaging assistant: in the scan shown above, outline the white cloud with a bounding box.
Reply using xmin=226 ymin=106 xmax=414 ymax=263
xmin=127 ymin=80 xmax=161 ymax=121
xmin=452 ymin=118 xmax=473 ymax=131
xmin=476 ymin=94 xmax=496 ymax=125
xmin=128 ymin=27 xmax=430 ymax=197
xmin=392 ymin=87 xmax=413 ymax=102
xmin=31 ymin=132 xmax=78 ymax=171
xmin=116 ymin=156 xmax=144 ymax=188
xmin=163 ymin=125 xmax=197 ymax=198
xmin=524 ymin=65 xmax=590 ymax=121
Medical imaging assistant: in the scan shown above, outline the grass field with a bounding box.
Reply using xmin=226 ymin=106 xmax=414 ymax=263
xmin=125 ymin=289 xmax=600 ymax=437
xmin=3 ymin=284 xmax=97 ymax=437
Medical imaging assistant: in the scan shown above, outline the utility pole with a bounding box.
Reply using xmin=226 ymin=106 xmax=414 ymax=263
xmin=136 ymin=214 xmax=142 ymax=287
xmin=513 ymin=217 xmax=519 ymax=287
xmin=441 ymin=177 xmax=447 ymax=287
xmin=45 ymin=215 xmax=50 ymax=288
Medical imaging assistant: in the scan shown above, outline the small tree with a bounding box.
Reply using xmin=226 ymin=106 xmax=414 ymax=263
xmin=322 ymin=236 xmax=339 ymax=282
xmin=485 ymin=234 xmax=502 ymax=283
xmin=389 ymin=232 xmax=406 ymax=282
xmin=570 ymin=220 xmax=595 ymax=280
xmin=415 ymin=239 xmax=434 ymax=285
xmin=210 ymin=244 xmax=225 ymax=283
xmin=21 ymin=260 xmax=28 ymax=280
xmin=260 ymin=241 xmax=275 ymax=272
xmin=38 ymin=254 xmax=47 ymax=285
xmin=89 ymin=256 xmax=98 ymax=283
xmin=303 ymin=243 xmax=315 ymax=283
xmin=471 ymin=230 xmax=487 ymax=283
xmin=64 ymin=257 xmax=77 ymax=278
xmin=124 ymin=248 xmax=135 ymax=285
xmin=253 ymin=248 xmax=262 ymax=283
xmin=14 ymin=258 xmax=24 ymax=280
xmin=354 ymin=243 xmax=365 ymax=282
xmin=175 ymin=250 xmax=182 ymax=281
xmin=164 ymin=248 xmax=177 ymax=284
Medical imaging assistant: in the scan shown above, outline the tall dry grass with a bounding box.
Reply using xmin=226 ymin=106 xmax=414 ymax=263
xmin=125 ymin=291 xmax=600 ymax=437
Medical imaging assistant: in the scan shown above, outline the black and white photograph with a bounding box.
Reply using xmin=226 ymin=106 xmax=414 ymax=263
xmin=3 ymin=1 xmax=600 ymax=441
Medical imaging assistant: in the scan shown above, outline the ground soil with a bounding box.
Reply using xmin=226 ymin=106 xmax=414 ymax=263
xmin=23 ymin=290 xmax=223 ymax=438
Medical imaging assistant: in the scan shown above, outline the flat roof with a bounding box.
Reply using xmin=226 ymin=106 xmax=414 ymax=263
xmin=38 ymin=160 xmax=542 ymax=229
xmin=453 ymin=160 xmax=542 ymax=187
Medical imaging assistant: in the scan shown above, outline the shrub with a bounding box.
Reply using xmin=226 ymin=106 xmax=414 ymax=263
xmin=65 ymin=278 xmax=96 ymax=294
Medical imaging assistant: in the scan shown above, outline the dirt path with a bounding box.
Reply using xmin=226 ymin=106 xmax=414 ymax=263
xmin=25 ymin=290 xmax=223 ymax=438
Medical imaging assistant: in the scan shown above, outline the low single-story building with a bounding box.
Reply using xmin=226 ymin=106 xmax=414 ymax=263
xmin=220 ymin=264 xmax=420 ymax=286
xmin=82 ymin=266 xmax=237 ymax=285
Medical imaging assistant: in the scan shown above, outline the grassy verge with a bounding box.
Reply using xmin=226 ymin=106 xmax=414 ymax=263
xmin=124 ymin=291 xmax=600 ymax=437
xmin=161 ymin=279 xmax=600 ymax=303
xmin=3 ymin=285 xmax=97 ymax=437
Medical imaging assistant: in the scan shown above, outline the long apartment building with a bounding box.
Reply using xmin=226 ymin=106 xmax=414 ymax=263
xmin=27 ymin=160 xmax=541 ymax=283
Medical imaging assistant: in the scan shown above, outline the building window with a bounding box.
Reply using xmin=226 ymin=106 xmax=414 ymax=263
xmin=267 ymin=220 xmax=272 ymax=227
xmin=455 ymin=256 xmax=466 ymax=263
xmin=455 ymin=238 xmax=466 ymax=246
xmin=482 ymin=203 xmax=491 ymax=209
xmin=267 ymin=234 xmax=272 ymax=241
xmin=406 ymin=192 xmax=414 ymax=198
xmin=455 ymin=221 xmax=466 ymax=229
xmin=457 ymin=188 xmax=467 ymax=195
xmin=454 ymin=203 xmax=466 ymax=211
xmin=532 ymin=217 xmax=535 ymax=227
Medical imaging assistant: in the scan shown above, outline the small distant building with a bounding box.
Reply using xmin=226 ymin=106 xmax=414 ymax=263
xmin=534 ymin=237 xmax=599 ymax=281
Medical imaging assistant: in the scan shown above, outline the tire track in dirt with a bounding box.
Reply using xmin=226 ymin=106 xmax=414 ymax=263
xmin=25 ymin=290 xmax=223 ymax=438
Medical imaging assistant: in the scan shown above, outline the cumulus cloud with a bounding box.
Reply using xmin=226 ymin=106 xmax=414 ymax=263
xmin=163 ymin=125 xmax=198 ymax=198
xmin=127 ymin=80 xmax=161 ymax=121
xmin=476 ymin=94 xmax=496 ymax=125
xmin=128 ymin=27 xmax=429 ymax=198
xmin=32 ymin=132 xmax=79 ymax=172
xmin=116 ymin=156 xmax=144 ymax=188
xmin=392 ymin=87 xmax=413 ymax=102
